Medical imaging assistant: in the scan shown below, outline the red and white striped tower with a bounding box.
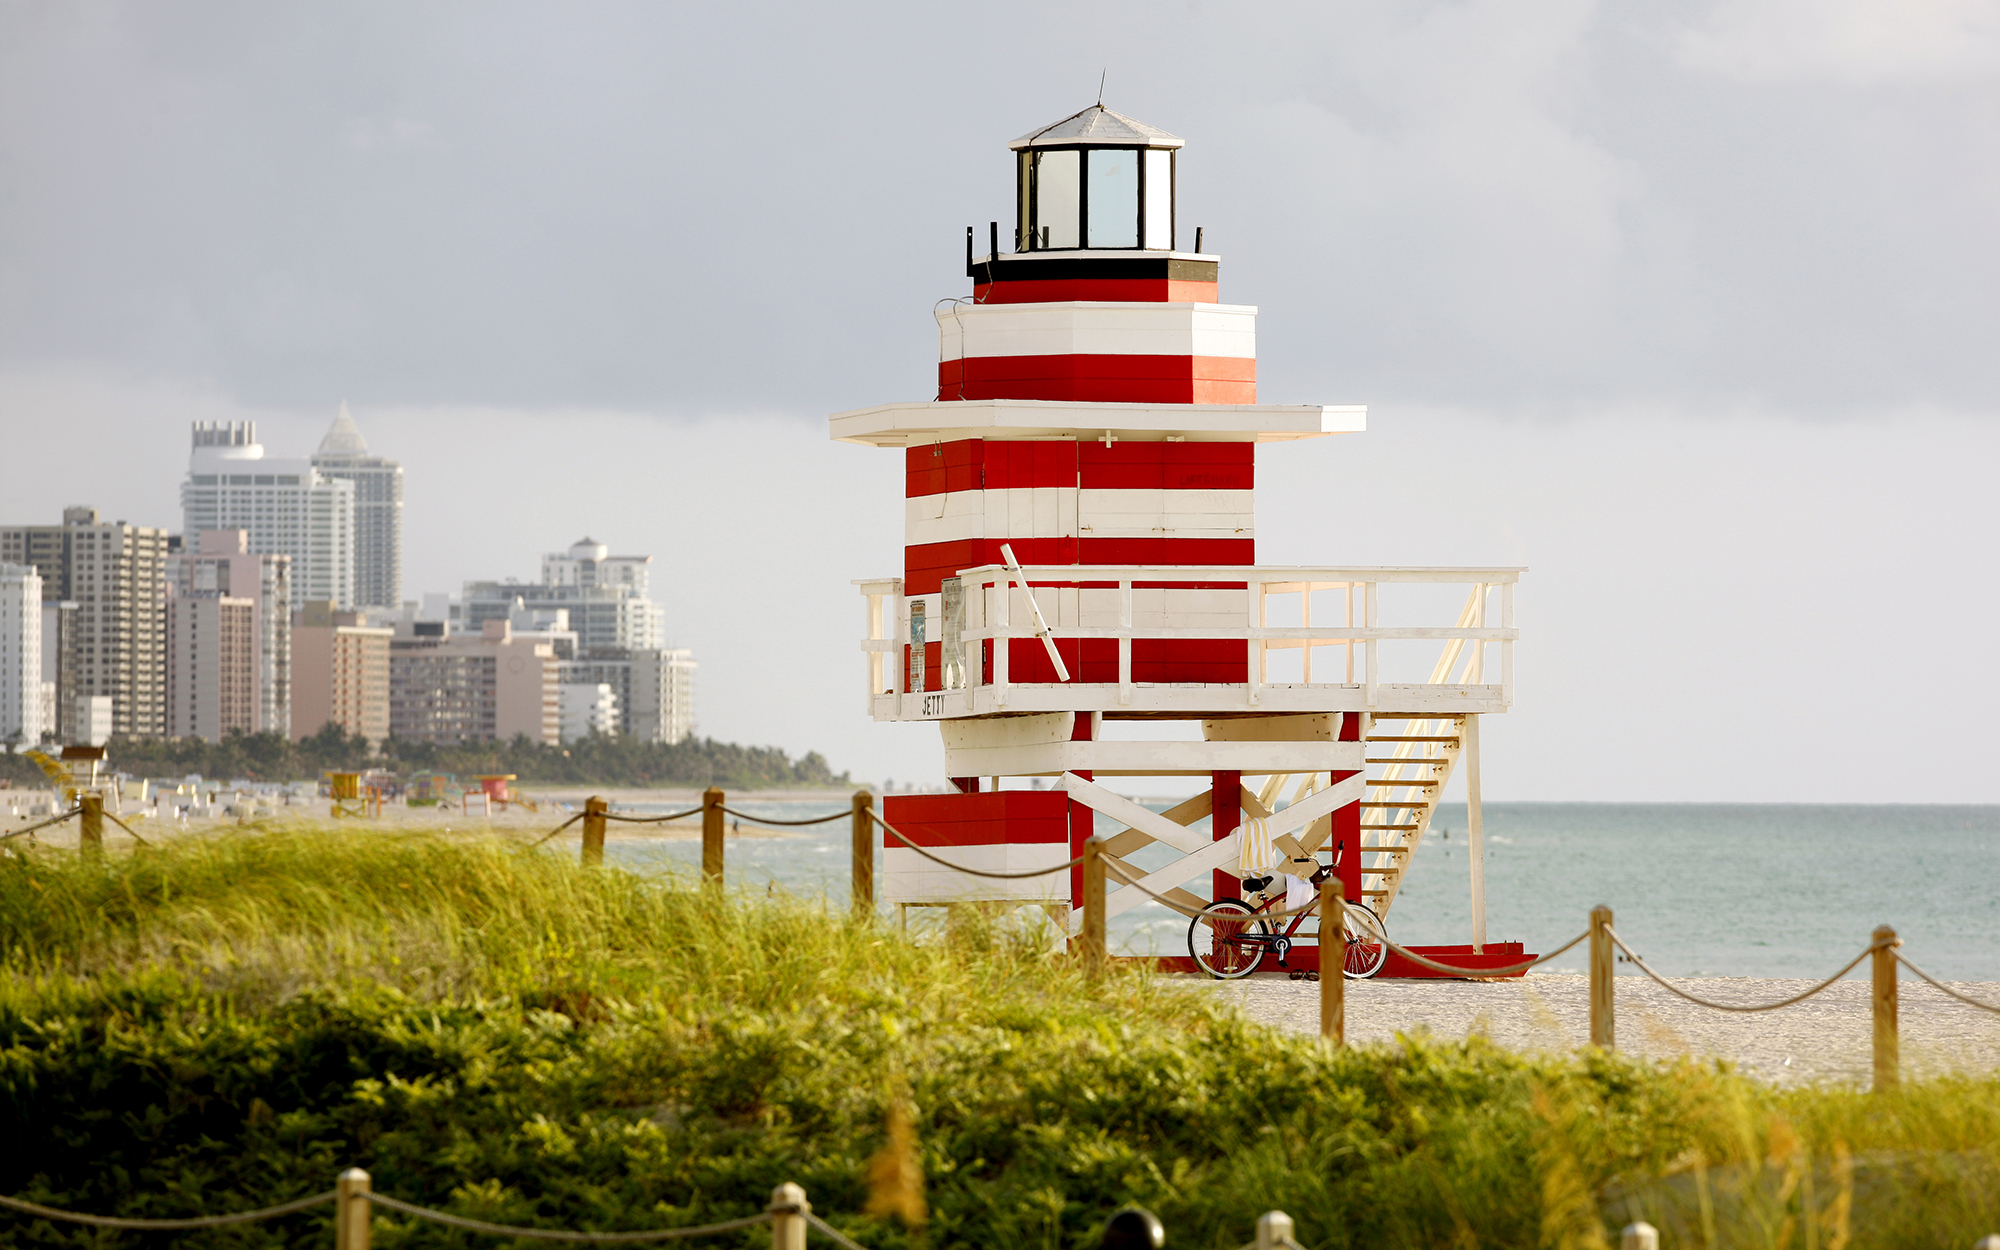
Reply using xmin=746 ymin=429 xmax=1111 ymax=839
xmin=834 ymin=106 xmax=1524 ymax=974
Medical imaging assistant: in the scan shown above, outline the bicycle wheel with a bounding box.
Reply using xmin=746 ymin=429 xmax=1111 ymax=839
xmin=1340 ymin=903 xmax=1389 ymax=980
xmin=1189 ymin=899 xmax=1271 ymax=979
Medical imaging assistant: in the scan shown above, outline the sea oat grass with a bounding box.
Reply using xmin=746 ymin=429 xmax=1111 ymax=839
xmin=0 ymin=828 xmax=1994 ymax=1249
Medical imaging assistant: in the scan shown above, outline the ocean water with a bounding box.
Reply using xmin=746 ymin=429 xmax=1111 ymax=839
xmin=604 ymin=801 xmax=2000 ymax=981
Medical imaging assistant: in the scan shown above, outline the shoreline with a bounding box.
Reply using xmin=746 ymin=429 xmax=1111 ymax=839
xmin=1217 ymin=971 xmax=2000 ymax=1086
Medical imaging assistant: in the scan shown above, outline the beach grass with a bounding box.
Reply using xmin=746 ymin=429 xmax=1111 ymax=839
xmin=0 ymin=825 xmax=1994 ymax=1249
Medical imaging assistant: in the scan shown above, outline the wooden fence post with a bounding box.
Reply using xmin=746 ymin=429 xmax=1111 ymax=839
xmin=1081 ymin=836 xmax=1105 ymax=975
xmin=701 ymin=787 xmax=725 ymax=890
xmin=581 ymin=796 xmax=607 ymax=867
xmin=1255 ymin=1209 xmax=1295 ymax=1250
xmin=769 ymin=1182 xmax=808 ymax=1250
xmin=1620 ymin=1221 xmax=1658 ymax=1250
xmin=851 ymin=791 xmax=874 ymax=917
xmin=1590 ymin=904 xmax=1615 ymax=1050
xmin=78 ymin=792 xmax=103 ymax=859
xmin=335 ymin=1167 xmax=372 ymax=1250
xmin=1873 ymin=924 xmax=1899 ymax=1092
xmin=1321 ymin=876 xmax=1344 ymax=1045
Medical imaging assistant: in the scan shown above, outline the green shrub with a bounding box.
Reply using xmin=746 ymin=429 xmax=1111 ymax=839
xmin=0 ymin=829 xmax=1994 ymax=1248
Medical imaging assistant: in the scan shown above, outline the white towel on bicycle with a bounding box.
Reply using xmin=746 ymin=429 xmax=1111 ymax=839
xmin=1237 ymin=817 xmax=1277 ymax=876
xmin=1282 ymin=872 xmax=1316 ymax=913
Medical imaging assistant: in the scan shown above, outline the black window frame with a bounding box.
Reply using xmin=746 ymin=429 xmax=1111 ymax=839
xmin=1016 ymin=145 xmax=1176 ymax=253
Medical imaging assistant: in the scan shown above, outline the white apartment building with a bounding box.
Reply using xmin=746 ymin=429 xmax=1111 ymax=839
xmin=628 ymin=648 xmax=696 ymax=745
xmin=558 ymin=682 xmax=620 ymax=742
xmin=310 ymin=405 xmax=403 ymax=613
xmin=74 ymin=695 xmax=112 ymax=748
xmin=457 ymin=536 xmax=692 ymax=742
xmin=466 ymin=538 xmax=663 ymax=656
xmin=0 ymin=508 xmax=169 ymax=740
xmin=180 ymin=422 xmax=355 ymax=610
xmin=0 ymin=564 xmax=42 ymax=748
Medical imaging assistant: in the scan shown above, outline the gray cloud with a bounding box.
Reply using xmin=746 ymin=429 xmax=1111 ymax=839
xmin=2 ymin=0 xmax=1996 ymax=415
xmin=2 ymin=1 xmax=1997 ymax=800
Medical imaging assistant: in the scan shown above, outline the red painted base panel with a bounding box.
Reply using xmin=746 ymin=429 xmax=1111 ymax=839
xmin=1114 ymin=943 xmax=1533 ymax=980
xmin=939 ymin=355 xmax=1255 ymax=405
xmin=881 ymin=791 xmax=1069 ymax=844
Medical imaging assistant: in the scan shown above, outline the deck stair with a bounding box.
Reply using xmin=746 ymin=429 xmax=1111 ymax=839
xmin=1241 ymin=583 xmax=1491 ymax=922
xmin=1356 ymin=714 xmax=1464 ymax=916
xmin=1353 ymin=583 xmax=1491 ymax=918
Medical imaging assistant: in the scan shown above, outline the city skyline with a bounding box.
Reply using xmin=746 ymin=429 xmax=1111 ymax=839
xmin=1 ymin=401 xmax=699 ymax=751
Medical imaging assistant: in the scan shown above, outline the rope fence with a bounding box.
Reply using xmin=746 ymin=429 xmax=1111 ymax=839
xmin=1607 ymin=927 xmax=1885 ymax=1013
xmin=0 ymin=1175 xmax=1305 ymax=1250
xmin=531 ymin=811 xmax=587 ymax=846
xmin=718 ymin=805 xmax=850 ymax=827
xmin=0 ymin=1188 xmax=336 ymax=1230
xmin=101 ymin=807 xmax=151 ymax=847
xmin=0 ymin=805 xmax=80 ymax=842
xmin=1896 ymin=952 xmax=2000 ymax=1015
xmin=363 ymin=1191 xmax=776 ymax=1242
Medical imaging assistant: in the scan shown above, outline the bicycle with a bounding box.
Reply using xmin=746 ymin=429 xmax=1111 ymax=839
xmin=1187 ymin=865 xmax=1389 ymax=980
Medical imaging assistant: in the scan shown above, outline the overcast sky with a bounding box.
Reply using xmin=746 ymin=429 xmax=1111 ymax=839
xmin=3 ymin=0 xmax=1996 ymax=801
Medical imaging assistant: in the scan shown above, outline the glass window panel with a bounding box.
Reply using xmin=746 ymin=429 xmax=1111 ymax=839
xmin=1035 ymin=150 xmax=1079 ymax=248
xmin=1017 ymin=152 xmax=1034 ymax=251
xmin=1144 ymin=149 xmax=1173 ymax=250
xmin=1087 ymin=148 xmax=1139 ymax=248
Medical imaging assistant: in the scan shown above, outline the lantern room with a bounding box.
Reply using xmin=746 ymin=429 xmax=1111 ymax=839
xmin=834 ymin=103 xmax=1528 ymax=978
xmin=1013 ymin=105 xmax=1182 ymax=252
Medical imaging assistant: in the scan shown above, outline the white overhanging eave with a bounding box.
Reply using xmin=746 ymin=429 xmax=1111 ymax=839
xmin=828 ymin=400 xmax=1366 ymax=446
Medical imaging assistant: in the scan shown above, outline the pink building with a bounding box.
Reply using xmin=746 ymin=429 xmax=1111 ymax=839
xmin=291 ymin=601 xmax=391 ymax=744
xmin=166 ymin=593 xmax=257 ymax=742
xmin=388 ymin=619 xmax=559 ymax=746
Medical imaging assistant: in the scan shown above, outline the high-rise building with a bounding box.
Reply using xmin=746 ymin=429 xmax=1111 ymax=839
xmin=310 ymin=404 xmax=403 ymax=613
xmin=74 ymin=696 xmax=113 ymax=748
xmin=181 ymin=422 xmax=355 ymax=610
xmin=39 ymin=600 xmax=76 ymax=743
xmin=563 ymin=648 xmax=697 ymax=745
xmin=626 ymin=647 xmax=697 ymax=745
xmin=464 ymin=538 xmax=663 ymax=656
xmin=557 ymin=682 xmax=619 ymax=742
xmin=458 ymin=537 xmax=693 ymax=742
xmin=166 ymin=593 xmax=258 ymax=743
xmin=290 ymin=601 xmax=392 ymax=743
xmin=1 ymin=507 xmax=169 ymax=740
xmin=388 ymin=619 xmax=559 ymax=746
xmin=168 ymin=530 xmax=292 ymax=736
xmin=0 ymin=564 xmax=43 ymax=748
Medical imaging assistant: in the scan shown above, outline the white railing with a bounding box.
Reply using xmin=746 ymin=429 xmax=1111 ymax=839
xmin=857 ymin=564 xmax=1520 ymax=719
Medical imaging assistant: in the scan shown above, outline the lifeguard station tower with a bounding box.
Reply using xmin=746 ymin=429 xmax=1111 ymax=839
xmin=833 ymin=105 xmax=1524 ymax=973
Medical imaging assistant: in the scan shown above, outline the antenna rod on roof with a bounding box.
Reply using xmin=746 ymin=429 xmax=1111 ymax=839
xmin=1098 ymin=69 xmax=1106 ymax=106
xmin=965 ymin=226 xmax=974 ymax=278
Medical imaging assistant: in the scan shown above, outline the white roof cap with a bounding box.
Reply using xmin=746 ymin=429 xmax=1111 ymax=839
xmin=316 ymin=401 xmax=368 ymax=456
xmin=1010 ymin=105 xmax=1183 ymax=151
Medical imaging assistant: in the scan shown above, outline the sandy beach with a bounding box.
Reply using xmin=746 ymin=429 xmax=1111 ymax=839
xmin=1211 ymin=971 xmax=2000 ymax=1086
xmin=1 ymin=787 xmax=862 ymax=843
